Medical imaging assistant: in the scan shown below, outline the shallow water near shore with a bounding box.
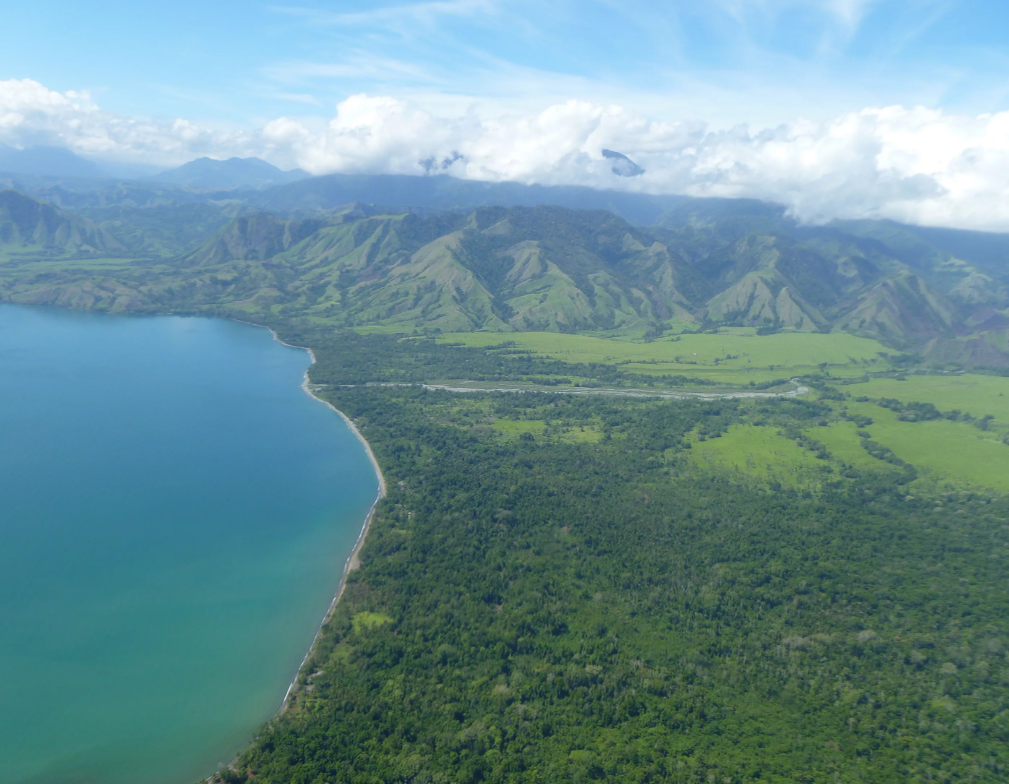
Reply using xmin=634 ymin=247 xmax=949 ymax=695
xmin=0 ymin=305 xmax=378 ymax=784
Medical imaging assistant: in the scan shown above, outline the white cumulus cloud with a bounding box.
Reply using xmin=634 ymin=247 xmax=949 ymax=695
xmin=4 ymin=78 xmax=1009 ymax=232
xmin=0 ymin=78 xmax=257 ymax=163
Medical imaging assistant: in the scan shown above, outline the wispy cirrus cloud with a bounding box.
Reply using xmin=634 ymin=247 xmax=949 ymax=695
xmin=272 ymin=0 xmax=500 ymax=31
xmin=269 ymin=92 xmax=323 ymax=107
xmin=825 ymin=0 xmax=878 ymax=27
xmin=717 ymin=0 xmax=880 ymax=28
xmin=256 ymin=0 xmax=962 ymax=131
xmin=264 ymin=55 xmax=438 ymax=86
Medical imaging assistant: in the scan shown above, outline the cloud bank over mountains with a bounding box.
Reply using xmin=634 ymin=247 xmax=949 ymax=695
xmin=4 ymin=77 xmax=1009 ymax=232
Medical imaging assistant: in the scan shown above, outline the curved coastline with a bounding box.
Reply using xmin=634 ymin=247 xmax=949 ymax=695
xmin=239 ymin=321 xmax=387 ymax=712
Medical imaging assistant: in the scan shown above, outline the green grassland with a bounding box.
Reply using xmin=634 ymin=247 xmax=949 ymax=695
xmin=848 ymin=373 xmax=1009 ymax=425
xmin=439 ymin=330 xmax=893 ymax=385
xmin=0 ymin=256 xmax=142 ymax=272
xmin=845 ymin=400 xmax=1009 ymax=492
xmin=492 ymin=418 xmax=605 ymax=443
xmin=686 ymin=398 xmax=1009 ymax=494
xmin=350 ymin=612 xmax=393 ymax=634
xmin=490 ymin=419 xmax=547 ymax=437
xmin=802 ymin=420 xmax=894 ymax=474
xmin=425 ymin=332 xmax=1009 ymax=493
xmin=689 ymin=424 xmax=835 ymax=488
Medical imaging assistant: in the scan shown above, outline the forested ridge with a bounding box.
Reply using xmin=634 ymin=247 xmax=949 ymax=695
xmin=6 ymin=188 xmax=1009 ymax=367
xmin=214 ymin=332 xmax=1009 ymax=784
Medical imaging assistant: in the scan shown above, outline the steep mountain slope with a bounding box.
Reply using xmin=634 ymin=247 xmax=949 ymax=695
xmin=654 ymin=203 xmax=1006 ymax=349
xmin=149 ymin=204 xmax=973 ymax=347
xmin=697 ymin=235 xmax=852 ymax=331
xmin=4 ymin=189 xmax=1009 ymax=366
xmin=907 ymin=224 xmax=1009 ymax=282
xmin=0 ymin=189 xmax=123 ymax=258
xmin=835 ymin=270 xmax=956 ymax=342
xmin=80 ymin=202 xmax=239 ymax=258
xmin=174 ymin=206 xmax=704 ymax=333
xmin=183 ymin=213 xmax=329 ymax=266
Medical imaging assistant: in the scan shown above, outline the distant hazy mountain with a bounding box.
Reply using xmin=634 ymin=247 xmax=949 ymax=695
xmin=0 ymin=145 xmax=102 ymax=179
xmin=602 ymin=149 xmax=645 ymax=177
xmin=145 ymin=157 xmax=309 ymax=190
xmin=0 ymin=167 xmax=775 ymax=228
xmin=250 ymin=172 xmax=689 ymax=225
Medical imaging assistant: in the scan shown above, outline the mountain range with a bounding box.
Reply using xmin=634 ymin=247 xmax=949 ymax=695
xmin=0 ymin=145 xmax=160 ymax=180
xmin=1 ymin=176 xmax=1009 ymax=367
xmin=0 ymin=169 xmax=692 ymax=225
xmin=0 ymin=145 xmax=103 ymax=179
xmin=143 ymin=157 xmax=309 ymax=190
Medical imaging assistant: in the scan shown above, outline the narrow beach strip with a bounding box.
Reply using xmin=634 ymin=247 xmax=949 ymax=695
xmin=242 ymin=321 xmax=386 ymax=712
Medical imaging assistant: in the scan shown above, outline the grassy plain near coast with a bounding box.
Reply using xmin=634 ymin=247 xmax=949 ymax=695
xmin=431 ymin=330 xmax=1009 ymax=494
xmin=847 ymin=374 xmax=1009 ymax=426
xmin=684 ymin=385 xmax=1009 ymax=495
xmin=689 ymin=411 xmax=1009 ymax=495
xmin=437 ymin=330 xmax=894 ymax=385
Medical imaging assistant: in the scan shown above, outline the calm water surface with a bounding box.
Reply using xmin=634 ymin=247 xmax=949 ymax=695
xmin=0 ymin=305 xmax=378 ymax=784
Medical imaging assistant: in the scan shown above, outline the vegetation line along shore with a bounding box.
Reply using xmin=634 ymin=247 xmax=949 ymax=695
xmin=252 ymin=320 xmax=388 ymax=712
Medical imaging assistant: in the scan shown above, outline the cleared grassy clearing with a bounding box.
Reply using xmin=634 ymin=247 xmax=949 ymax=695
xmin=848 ymin=374 xmax=1009 ymax=427
xmin=352 ymin=323 xmax=424 ymax=335
xmin=846 ymin=401 xmax=1009 ymax=492
xmin=562 ymin=425 xmax=605 ymax=443
xmin=802 ymin=420 xmax=890 ymax=474
xmin=0 ymin=257 xmax=142 ymax=271
xmin=438 ymin=331 xmax=892 ymax=384
xmin=351 ymin=612 xmax=393 ymax=633
xmin=623 ymin=364 xmax=868 ymax=384
xmin=491 ymin=420 xmax=546 ymax=437
xmin=491 ymin=419 xmax=605 ymax=443
xmin=619 ymin=364 xmax=793 ymax=384
xmin=689 ymin=424 xmax=832 ymax=488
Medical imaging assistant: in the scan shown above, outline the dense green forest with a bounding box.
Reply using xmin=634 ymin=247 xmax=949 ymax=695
xmin=208 ymin=330 xmax=1009 ymax=784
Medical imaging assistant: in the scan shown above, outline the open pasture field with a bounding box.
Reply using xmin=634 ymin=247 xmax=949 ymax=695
xmin=845 ymin=400 xmax=1009 ymax=493
xmin=439 ymin=330 xmax=892 ymax=385
xmin=688 ymin=397 xmax=1009 ymax=494
xmin=491 ymin=418 xmax=605 ymax=443
xmin=801 ymin=420 xmax=891 ymax=474
xmin=689 ymin=424 xmax=835 ymax=488
xmin=0 ymin=256 xmax=141 ymax=272
xmin=690 ymin=406 xmax=1009 ymax=494
xmin=846 ymin=374 xmax=1009 ymax=425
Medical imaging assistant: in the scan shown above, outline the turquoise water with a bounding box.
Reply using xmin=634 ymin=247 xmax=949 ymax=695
xmin=0 ymin=305 xmax=378 ymax=784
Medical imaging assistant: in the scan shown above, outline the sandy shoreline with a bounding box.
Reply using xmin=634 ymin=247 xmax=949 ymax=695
xmin=236 ymin=320 xmax=386 ymax=712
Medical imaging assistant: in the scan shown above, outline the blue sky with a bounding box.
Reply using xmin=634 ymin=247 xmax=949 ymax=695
xmin=4 ymin=0 xmax=1007 ymax=128
xmin=4 ymin=1 xmax=1009 ymax=229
